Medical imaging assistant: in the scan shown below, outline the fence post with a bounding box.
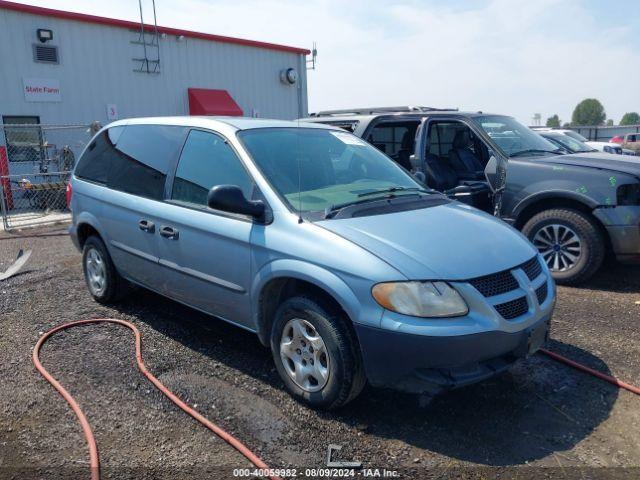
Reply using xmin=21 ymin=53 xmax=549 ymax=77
xmin=0 ymin=179 xmax=8 ymax=231
xmin=0 ymin=146 xmax=13 ymax=210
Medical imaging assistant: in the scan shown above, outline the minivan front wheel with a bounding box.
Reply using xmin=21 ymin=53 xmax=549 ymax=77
xmin=270 ymin=296 xmax=366 ymax=410
xmin=82 ymin=236 xmax=129 ymax=303
xmin=522 ymin=208 xmax=604 ymax=285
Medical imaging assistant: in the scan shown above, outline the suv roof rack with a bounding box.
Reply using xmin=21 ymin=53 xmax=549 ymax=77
xmin=309 ymin=106 xmax=458 ymax=117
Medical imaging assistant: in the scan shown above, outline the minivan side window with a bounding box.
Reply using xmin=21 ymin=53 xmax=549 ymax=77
xmin=74 ymin=127 xmax=124 ymax=184
xmin=171 ymin=129 xmax=254 ymax=208
xmin=107 ymin=125 xmax=187 ymax=201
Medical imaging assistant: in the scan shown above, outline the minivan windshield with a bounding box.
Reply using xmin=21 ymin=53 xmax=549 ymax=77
xmin=472 ymin=115 xmax=561 ymax=157
xmin=238 ymin=128 xmax=424 ymax=213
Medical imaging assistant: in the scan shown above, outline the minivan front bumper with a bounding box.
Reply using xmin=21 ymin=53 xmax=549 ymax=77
xmin=354 ymin=313 xmax=550 ymax=395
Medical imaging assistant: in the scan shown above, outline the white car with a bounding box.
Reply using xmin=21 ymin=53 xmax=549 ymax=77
xmin=533 ymin=128 xmax=623 ymax=155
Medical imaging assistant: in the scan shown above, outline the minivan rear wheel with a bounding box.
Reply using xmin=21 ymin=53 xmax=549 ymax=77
xmin=270 ymin=296 xmax=366 ymax=410
xmin=522 ymin=208 xmax=604 ymax=285
xmin=82 ymin=236 xmax=130 ymax=304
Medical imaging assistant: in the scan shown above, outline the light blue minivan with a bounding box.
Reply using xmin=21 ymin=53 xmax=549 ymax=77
xmin=69 ymin=117 xmax=555 ymax=409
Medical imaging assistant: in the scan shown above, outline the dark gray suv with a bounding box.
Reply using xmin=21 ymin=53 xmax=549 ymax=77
xmin=304 ymin=106 xmax=640 ymax=284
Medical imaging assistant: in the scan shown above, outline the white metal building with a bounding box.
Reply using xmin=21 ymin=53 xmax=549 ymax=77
xmin=0 ymin=0 xmax=309 ymax=176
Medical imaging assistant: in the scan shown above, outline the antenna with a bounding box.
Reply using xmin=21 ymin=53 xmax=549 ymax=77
xmin=306 ymin=42 xmax=317 ymax=70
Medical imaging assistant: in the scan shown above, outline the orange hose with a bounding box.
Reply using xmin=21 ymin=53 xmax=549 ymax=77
xmin=33 ymin=319 xmax=283 ymax=480
xmin=540 ymin=348 xmax=640 ymax=396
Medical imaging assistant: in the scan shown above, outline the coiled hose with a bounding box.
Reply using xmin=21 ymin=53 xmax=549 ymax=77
xmin=33 ymin=318 xmax=283 ymax=480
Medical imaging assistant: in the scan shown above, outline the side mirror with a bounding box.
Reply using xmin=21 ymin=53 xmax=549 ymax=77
xmin=484 ymin=156 xmax=498 ymax=192
xmin=207 ymin=185 xmax=265 ymax=220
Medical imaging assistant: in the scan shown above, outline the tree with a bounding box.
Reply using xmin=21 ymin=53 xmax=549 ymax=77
xmin=620 ymin=112 xmax=640 ymax=126
xmin=546 ymin=114 xmax=561 ymax=127
xmin=571 ymin=98 xmax=606 ymax=126
xmin=606 ymin=119 xmax=614 ymax=126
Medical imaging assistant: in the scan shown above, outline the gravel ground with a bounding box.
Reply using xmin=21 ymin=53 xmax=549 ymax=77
xmin=1 ymin=225 xmax=639 ymax=479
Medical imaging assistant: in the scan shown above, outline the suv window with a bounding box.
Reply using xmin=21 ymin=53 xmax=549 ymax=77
xmin=75 ymin=126 xmax=124 ymax=184
xmin=107 ymin=125 xmax=187 ymax=201
xmin=428 ymin=121 xmax=474 ymax=158
xmin=171 ymin=129 xmax=254 ymax=208
xmin=366 ymin=121 xmax=418 ymax=157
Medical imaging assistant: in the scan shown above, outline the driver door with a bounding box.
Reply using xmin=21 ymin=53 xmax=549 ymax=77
xmin=415 ymin=116 xmax=508 ymax=215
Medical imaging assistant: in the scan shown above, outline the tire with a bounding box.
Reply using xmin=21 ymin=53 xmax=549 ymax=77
xmin=82 ymin=235 xmax=130 ymax=304
xmin=521 ymin=208 xmax=605 ymax=285
xmin=270 ymin=296 xmax=366 ymax=410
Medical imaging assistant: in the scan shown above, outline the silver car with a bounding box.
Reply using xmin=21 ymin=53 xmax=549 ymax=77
xmin=69 ymin=117 xmax=554 ymax=409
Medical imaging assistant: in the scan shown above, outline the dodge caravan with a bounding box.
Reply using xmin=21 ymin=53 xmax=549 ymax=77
xmin=69 ymin=117 xmax=555 ymax=409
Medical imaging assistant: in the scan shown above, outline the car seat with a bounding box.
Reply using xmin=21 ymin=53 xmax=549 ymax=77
xmin=424 ymin=154 xmax=459 ymax=191
xmin=395 ymin=131 xmax=414 ymax=171
xmin=448 ymin=130 xmax=484 ymax=176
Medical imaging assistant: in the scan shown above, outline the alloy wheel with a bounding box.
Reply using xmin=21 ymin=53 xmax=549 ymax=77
xmin=279 ymin=318 xmax=330 ymax=392
xmin=85 ymin=248 xmax=107 ymax=296
xmin=533 ymin=224 xmax=582 ymax=272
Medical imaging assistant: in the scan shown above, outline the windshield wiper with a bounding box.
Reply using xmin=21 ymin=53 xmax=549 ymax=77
xmin=357 ymin=186 xmax=433 ymax=198
xmin=324 ymin=190 xmax=433 ymax=219
xmin=510 ymin=149 xmax=562 ymax=157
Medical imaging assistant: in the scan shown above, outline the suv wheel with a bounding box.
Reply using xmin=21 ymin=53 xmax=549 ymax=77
xmin=82 ymin=235 xmax=129 ymax=303
xmin=522 ymin=208 xmax=604 ymax=285
xmin=270 ymin=296 xmax=366 ymax=410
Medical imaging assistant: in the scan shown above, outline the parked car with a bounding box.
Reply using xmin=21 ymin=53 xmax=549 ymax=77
xmin=621 ymin=133 xmax=640 ymax=155
xmin=534 ymin=128 xmax=625 ymax=155
xmin=69 ymin=117 xmax=555 ymax=409
xmin=538 ymin=131 xmax=598 ymax=154
xmin=305 ymin=107 xmax=640 ymax=284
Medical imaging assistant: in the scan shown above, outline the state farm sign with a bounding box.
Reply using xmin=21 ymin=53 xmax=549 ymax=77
xmin=23 ymin=78 xmax=61 ymax=102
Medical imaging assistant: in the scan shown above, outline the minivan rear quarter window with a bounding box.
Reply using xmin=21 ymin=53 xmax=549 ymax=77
xmin=107 ymin=125 xmax=187 ymax=201
xmin=75 ymin=127 xmax=124 ymax=184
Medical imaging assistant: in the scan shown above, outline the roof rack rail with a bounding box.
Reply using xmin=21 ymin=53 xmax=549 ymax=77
xmin=309 ymin=105 xmax=458 ymax=117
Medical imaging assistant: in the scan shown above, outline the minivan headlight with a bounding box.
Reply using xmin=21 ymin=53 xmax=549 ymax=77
xmin=371 ymin=281 xmax=468 ymax=318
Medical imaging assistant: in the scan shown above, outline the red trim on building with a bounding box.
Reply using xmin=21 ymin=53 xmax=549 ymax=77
xmin=0 ymin=0 xmax=310 ymax=55
xmin=188 ymin=89 xmax=243 ymax=116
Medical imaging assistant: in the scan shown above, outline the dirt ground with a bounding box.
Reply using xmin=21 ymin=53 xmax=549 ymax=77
xmin=1 ymin=225 xmax=639 ymax=479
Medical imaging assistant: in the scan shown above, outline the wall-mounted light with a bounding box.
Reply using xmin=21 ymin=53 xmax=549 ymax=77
xmin=176 ymin=35 xmax=185 ymax=42
xmin=37 ymin=28 xmax=53 ymax=43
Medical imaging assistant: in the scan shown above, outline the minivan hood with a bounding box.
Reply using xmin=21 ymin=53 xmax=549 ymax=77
xmin=537 ymin=152 xmax=640 ymax=177
xmin=316 ymin=202 xmax=536 ymax=280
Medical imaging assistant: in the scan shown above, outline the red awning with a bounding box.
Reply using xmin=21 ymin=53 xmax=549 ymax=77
xmin=188 ymin=88 xmax=243 ymax=116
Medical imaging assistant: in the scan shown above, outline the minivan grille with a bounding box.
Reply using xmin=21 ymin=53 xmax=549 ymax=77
xmin=494 ymin=296 xmax=528 ymax=320
xmin=536 ymin=283 xmax=548 ymax=305
xmin=522 ymin=256 xmax=542 ymax=280
xmin=469 ymin=270 xmax=518 ymax=297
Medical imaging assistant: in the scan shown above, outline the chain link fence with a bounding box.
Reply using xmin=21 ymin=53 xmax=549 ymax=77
xmin=1 ymin=124 xmax=94 ymax=231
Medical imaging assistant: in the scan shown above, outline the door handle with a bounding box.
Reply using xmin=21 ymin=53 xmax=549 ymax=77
xmin=138 ymin=219 xmax=155 ymax=233
xmin=159 ymin=226 xmax=179 ymax=240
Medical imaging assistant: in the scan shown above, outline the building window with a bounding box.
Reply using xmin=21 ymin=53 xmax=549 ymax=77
xmin=2 ymin=116 xmax=43 ymax=163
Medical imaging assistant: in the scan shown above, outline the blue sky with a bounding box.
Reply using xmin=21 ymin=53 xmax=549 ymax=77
xmin=15 ymin=0 xmax=640 ymax=124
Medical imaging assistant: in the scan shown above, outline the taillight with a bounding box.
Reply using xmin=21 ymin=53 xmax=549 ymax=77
xmin=66 ymin=180 xmax=73 ymax=210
